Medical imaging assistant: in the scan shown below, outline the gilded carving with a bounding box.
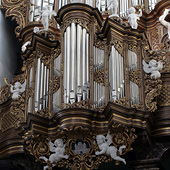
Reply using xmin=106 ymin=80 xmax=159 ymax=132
xmin=128 ymin=44 xmax=137 ymax=54
xmin=25 ymin=135 xmax=50 ymax=162
xmin=61 ymin=18 xmax=91 ymax=35
xmin=94 ymin=68 xmax=104 ymax=85
xmin=113 ymin=97 xmax=128 ymax=107
xmin=132 ymin=102 xmax=145 ymax=111
xmin=110 ymin=37 xmax=124 ymax=56
xmin=62 ymin=99 xmax=90 ymax=109
xmin=130 ymin=69 xmax=142 ymax=87
xmin=34 ymin=107 xmax=54 ymax=119
xmin=110 ymin=123 xmax=137 ymax=156
xmin=1 ymin=0 xmax=27 ymax=37
xmin=94 ymin=104 xmax=106 ymax=112
xmin=1 ymin=112 xmax=16 ymax=132
xmin=25 ymin=125 xmax=137 ymax=170
xmin=144 ymin=76 xmax=162 ymax=112
xmin=53 ymin=76 xmax=60 ymax=93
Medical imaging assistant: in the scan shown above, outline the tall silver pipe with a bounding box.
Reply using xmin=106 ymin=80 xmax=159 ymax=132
xmin=40 ymin=62 xmax=44 ymax=110
xmin=35 ymin=58 xmax=41 ymax=111
xmin=82 ymin=28 xmax=87 ymax=86
xmin=46 ymin=68 xmax=49 ymax=108
xmin=66 ymin=26 xmax=71 ymax=103
xmin=59 ymin=0 xmax=61 ymax=10
xmin=28 ymin=97 xmax=31 ymax=113
xmin=77 ymin=24 xmax=82 ymax=101
xmin=64 ymin=31 xmax=67 ymax=103
xmin=70 ymin=23 xmax=76 ymax=103
xmin=29 ymin=67 xmax=33 ymax=87
xmin=43 ymin=66 xmax=47 ymax=109
xmin=71 ymin=22 xmax=76 ymax=91
xmin=86 ymin=33 xmax=89 ymax=83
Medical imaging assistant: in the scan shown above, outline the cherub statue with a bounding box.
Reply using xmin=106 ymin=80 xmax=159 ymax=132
xmin=38 ymin=5 xmax=56 ymax=30
xmin=95 ymin=134 xmax=126 ymax=164
xmin=40 ymin=139 xmax=69 ymax=170
xmin=159 ymin=9 xmax=170 ymax=39
xmin=127 ymin=7 xmax=142 ymax=29
xmin=143 ymin=59 xmax=163 ymax=79
xmin=107 ymin=0 xmax=118 ymax=17
xmin=10 ymin=80 xmax=27 ymax=99
xmin=21 ymin=41 xmax=31 ymax=53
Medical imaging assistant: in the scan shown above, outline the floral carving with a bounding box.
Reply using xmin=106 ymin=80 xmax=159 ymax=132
xmin=94 ymin=68 xmax=104 ymax=85
xmin=130 ymin=69 xmax=142 ymax=87
xmin=144 ymin=75 xmax=162 ymax=112
xmin=1 ymin=0 xmax=27 ymax=37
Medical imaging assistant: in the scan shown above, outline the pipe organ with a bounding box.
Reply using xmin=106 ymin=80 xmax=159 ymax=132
xmin=63 ymin=24 xmax=90 ymax=104
xmin=109 ymin=45 xmax=124 ymax=101
xmin=34 ymin=58 xmax=49 ymax=111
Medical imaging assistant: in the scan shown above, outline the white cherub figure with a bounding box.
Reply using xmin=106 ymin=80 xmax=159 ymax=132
xmin=95 ymin=134 xmax=126 ymax=164
xmin=40 ymin=139 xmax=69 ymax=170
xmin=38 ymin=5 xmax=56 ymax=30
xmin=159 ymin=9 xmax=170 ymax=39
xmin=21 ymin=41 xmax=31 ymax=53
xmin=143 ymin=59 xmax=163 ymax=79
xmin=127 ymin=7 xmax=142 ymax=29
xmin=107 ymin=0 xmax=118 ymax=17
xmin=10 ymin=80 xmax=27 ymax=99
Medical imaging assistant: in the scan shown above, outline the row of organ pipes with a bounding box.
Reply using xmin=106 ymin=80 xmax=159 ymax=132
xmin=109 ymin=46 xmax=124 ymax=101
xmin=29 ymin=0 xmax=161 ymax=21
xmin=63 ymin=24 xmax=90 ymax=104
xmin=34 ymin=58 xmax=49 ymax=111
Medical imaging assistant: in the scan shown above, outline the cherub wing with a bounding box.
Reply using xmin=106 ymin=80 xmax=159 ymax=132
xmin=48 ymin=140 xmax=56 ymax=152
xmin=106 ymin=132 xmax=112 ymax=146
xmin=20 ymin=79 xmax=27 ymax=93
xmin=157 ymin=61 xmax=163 ymax=70
xmin=142 ymin=60 xmax=151 ymax=73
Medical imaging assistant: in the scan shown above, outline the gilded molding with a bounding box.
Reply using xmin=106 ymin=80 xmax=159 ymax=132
xmin=130 ymin=69 xmax=142 ymax=87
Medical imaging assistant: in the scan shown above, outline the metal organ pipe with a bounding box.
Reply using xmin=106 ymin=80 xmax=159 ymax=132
xmin=35 ymin=58 xmax=41 ymax=111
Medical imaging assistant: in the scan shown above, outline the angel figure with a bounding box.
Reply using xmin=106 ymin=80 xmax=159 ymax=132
xmin=38 ymin=5 xmax=56 ymax=30
xmin=127 ymin=7 xmax=142 ymax=29
xmin=143 ymin=59 xmax=163 ymax=79
xmin=159 ymin=9 xmax=170 ymax=39
xmin=40 ymin=139 xmax=69 ymax=170
xmin=10 ymin=80 xmax=27 ymax=99
xmin=107 ymin=0 xmax=118 ymax=17
xmin=95 ymin=134 xmax=126 ymax=164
